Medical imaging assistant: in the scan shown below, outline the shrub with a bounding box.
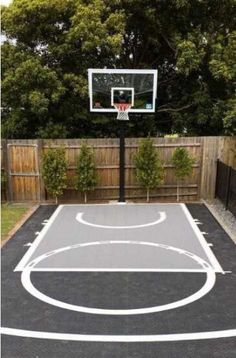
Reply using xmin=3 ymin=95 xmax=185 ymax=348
xmin=42 ymin=148 xmax=67 ymax=204
xmin=134 ymin=137 xmax=164 ymax=202
xmin=171 ymin=147 xmax=195 ymax=201
xmin=75 ymin=143 xmax=98 ymax=203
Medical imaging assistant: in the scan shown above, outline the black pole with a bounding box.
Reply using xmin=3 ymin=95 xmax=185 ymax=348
xmin=119 ymin=122 xmax=125 ymax=202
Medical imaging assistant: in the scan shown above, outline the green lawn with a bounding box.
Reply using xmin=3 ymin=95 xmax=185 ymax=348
xmin=1 ymin=205 xmax=28 ymax=241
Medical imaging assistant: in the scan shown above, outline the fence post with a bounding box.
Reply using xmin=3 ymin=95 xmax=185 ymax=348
xmin=37 ymin=139 xmax=46 ymax=202
xmin=225 ymin=165 xmax=232 ymax=210
xmin=3 ymin=139 xmax=13 ymax=202
xmin=215 ymin=159 xmax=219 ymax=198
xmin=2 ymin=139 xmax=9 ymax=201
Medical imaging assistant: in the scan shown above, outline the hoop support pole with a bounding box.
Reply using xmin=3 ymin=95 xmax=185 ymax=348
xmin=119 ymin=122 xmax=125 ymax=202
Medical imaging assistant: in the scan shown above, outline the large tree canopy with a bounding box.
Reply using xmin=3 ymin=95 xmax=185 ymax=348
xmin=2 ymin=0 xmax=236 ymax=138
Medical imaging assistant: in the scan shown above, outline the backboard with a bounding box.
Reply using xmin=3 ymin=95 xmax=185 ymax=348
xmin=88 ymin=69 xmax=158 ymax=114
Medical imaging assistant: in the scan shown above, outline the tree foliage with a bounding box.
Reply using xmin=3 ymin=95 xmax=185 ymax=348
xmin=2 ymin=0 xmax=236 ymax=138
xmin=171 ymin=147 xmax=195 ymax=201
xmin=42 ymin=147 xmax=67 ymax=203
xmin=134 ymin=137 xmax=164 ymax=202
xmin=75 ymin=143 xmax=98 ymax=203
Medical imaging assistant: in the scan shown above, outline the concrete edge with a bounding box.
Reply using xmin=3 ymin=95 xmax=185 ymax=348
xmin=203 ymin=200 xmax=236 ymax=245
xmin=1 ymin=205 xmax=39 ymax=248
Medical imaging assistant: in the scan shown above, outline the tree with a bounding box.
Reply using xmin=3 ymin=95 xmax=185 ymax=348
xmin=42 ymin=148 xmax=67 ymax=204
xmin=75 ymin=143 xmax=98 ymax=203
xmin=171 ymin=147 xmax=195 ymax=202
xmin=134 ymin=137 xmax=164 ymax=202
xmin=2 ymin=0 xmax=235 ymax=138
xmin=1 ymin=0 xmax=125 ymax=138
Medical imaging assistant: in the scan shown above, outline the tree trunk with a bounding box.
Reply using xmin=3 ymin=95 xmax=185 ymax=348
xmin=147 ymin=187 xmax=150 ymax=203
xmin=84 ymin=191 xmax=87 ymax=204
xmin=177 ymin=182 xmax=179 ymax=202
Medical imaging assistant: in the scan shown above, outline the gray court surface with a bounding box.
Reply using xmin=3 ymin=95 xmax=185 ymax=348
xmin=15 ymin=204 xmax=222 ymax=272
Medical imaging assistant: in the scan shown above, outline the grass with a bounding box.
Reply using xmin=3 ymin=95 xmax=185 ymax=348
xmin=1 ymin=204 xmax=28 ymax=241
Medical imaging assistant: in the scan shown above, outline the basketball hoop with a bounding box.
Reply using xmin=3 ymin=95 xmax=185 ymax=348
xmin=114 ymin=103 xmax=131 ymax=120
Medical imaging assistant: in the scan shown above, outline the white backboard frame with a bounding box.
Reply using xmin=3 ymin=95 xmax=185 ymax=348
xmin=88 ymin=69 xmax=158 ymax=113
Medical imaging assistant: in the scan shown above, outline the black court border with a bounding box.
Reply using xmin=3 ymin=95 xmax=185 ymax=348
xmin=1 ymin=204 xmax=236 ymax=358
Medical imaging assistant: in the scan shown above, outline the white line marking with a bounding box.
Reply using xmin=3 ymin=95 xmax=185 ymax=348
xmin=14 ymin=206 xmax=63 ymax=272
xmin=76 ymin=212 xmax=166 ymax=229
xmin=181 ymin=204 xmax=224 ymax=273
xmin=28 ymin=268 xmax=209 ymax=272
xmin=21 ymin=241 xmax=216 ymax=315
xmin=63 ymin=203 xmax=182 ymax=206
xmin=1 ymin=327 xmax=236 ymax=342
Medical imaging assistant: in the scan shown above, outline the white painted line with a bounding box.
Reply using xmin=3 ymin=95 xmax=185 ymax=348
xmin=14 ymin=206 xmax=63 ymax=272
xmin=1 ymin=327 xmax=236 ymax=342
xmin=76 ymin=211 xmax=166 ymax=229
xmin=29 ymin=268 xmax=209 ymax=272
xmin=62 ymin=203 xmax=182 ymax=207
xmin=181 ymin=204 xmax=224 ymax=273
xmin=21 ymin=241 xmax=216 ymax=315
xmin=23 ymin=243 xmax=32 ymax=247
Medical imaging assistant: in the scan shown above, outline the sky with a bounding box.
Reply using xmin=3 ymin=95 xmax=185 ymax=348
xmin=1 ymin=0 xmax=12 ymax=5
xmin=1 ymin=0 xmax=12 ymax=43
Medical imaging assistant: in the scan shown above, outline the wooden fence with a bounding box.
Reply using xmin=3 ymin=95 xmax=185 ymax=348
xmin=1 ymin=136 xmax=236 ymax=203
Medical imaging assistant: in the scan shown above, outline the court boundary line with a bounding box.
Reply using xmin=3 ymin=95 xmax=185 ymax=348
xmin=14 ymin=206 xmax=63 ymax=272
xmin=181 ymin=204 xmax=224 ymax=273
xmin=29 ymin=268 xmax=209 ymax=272
xmin=1 ymin=327 xmax=236 ymax=342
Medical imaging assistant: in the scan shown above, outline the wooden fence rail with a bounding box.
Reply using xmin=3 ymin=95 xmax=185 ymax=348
xmin=1 ymin=136 xmax=236 ymax=203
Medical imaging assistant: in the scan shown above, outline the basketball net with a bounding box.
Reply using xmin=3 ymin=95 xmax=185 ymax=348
xmin=114 ymin=103 xmax=131 ymax=120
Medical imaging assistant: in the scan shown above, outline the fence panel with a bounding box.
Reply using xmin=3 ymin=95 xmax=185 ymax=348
xmin=228 ymin=168 xmax=236 ymax=217
xmin=218 ymin=137 xmax=236 ymax=169
xmin=200 ymin=136 xmax=220 ymax=200
xmin=6 ymin=140 xmax=40 ymax=201
xmin=43 ymin=139 xmax=120 ymax=201
xmin=124 ymin=137 xmax=202 ymax=201
xmin=215 ymin=159 xmax=236 ymax=217
xmin=215 ymin=160 xmax=230 ymax=204
xmin=1 ymin=136 xmax=235 ymax=203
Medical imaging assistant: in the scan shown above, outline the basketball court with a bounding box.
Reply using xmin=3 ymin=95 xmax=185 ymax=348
xmin=1 ymin=203 xmax=236 ymax=357
xmin=1 ymin=69 xmax=236 ymax=357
